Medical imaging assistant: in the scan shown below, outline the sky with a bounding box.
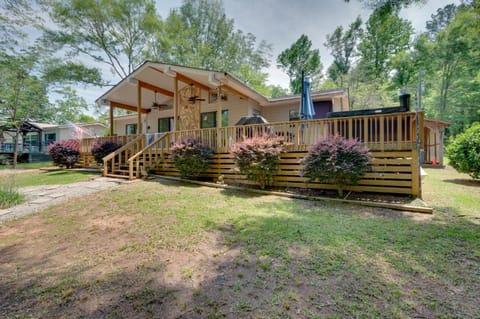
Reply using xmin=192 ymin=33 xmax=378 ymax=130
xmin=77 ymin=0 xmax=461 ymax=110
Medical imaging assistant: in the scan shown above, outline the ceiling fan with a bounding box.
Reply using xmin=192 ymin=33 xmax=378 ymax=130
xmin=188 ymin=84 xmax=205 ymax=104
xmin=150 ymin=91 xmax=170 ymax=110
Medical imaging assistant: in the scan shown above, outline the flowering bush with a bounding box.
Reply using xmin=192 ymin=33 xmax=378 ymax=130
xmin=301 ymin=135 xmax=371 ymax=196
xmin=47 ymin=139 xmax=80 ymax=168
xmin=91 ymin=141 xmax=122 ymax=164
xmin=170 ymin=137 xmax=212 ymax=178
xmin=230 ymin=135 xmax=285 ymax=189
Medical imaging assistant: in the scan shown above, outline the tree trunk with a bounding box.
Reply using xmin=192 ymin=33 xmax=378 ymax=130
xmin=12 ymin=126 xmax=20 ymax=168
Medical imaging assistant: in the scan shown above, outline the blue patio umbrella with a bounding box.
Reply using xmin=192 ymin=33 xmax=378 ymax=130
xmin=299 ymin=75 xmax=315 ymax=120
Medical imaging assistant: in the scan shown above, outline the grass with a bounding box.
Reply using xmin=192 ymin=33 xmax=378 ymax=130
xmin=423 ymin=165 xmax=480 ymax=217
xmin=0 ymin=161 xmax=53 ymax=170
xmin=0 ymin=167 xmax=479 ymax=318
xmin=0 ymin=170 xmax=99 ymax=188
xmin=0 ymin=184 xmax=25 ymax=209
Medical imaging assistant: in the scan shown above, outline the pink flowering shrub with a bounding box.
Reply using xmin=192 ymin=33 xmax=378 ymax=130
xmin=47 ymin=139 xmax=80 ymax=168
xmin=91 ymin=141 xmax=122 ymax=164
xmin=170 ymin=137 xmax=212 ymax=177
xmin=230 ymin=135 xmax=285 ymax=189
xmin=301 ymin=135 xmax=371 ymax=196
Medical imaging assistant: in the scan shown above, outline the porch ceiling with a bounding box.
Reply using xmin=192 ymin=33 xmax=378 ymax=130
xmin=96 ymin=61 xmax=268 ymax=111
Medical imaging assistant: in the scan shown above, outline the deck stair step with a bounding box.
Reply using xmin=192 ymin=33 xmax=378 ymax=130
xmin=105 ymin=173 xmax=131 ymax=179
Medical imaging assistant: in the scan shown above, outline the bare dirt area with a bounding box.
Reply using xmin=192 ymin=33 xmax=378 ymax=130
xmin=0 ymin=180 xmax=479 ymax=318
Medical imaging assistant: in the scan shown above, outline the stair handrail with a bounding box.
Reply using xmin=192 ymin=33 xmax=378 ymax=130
xmin=103 ymin=134 xmax=144 ymax=177
xmin=128 ymin=132 xmax=171 ymax=179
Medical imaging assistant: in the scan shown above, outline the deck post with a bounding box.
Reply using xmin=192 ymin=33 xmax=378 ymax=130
xmin=173 ymin=77 xmax=179 ymax=131
xmin=216 ymin=87 xmax=222 ymax=152
xmin=137 ymin=81 xmax=142 ymax=135
xmin=109 ymin=104 xmax=114 ymax=136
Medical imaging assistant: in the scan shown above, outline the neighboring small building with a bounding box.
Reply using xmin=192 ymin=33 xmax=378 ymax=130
xmin=0 ymin=121 xmax=106 ymax=155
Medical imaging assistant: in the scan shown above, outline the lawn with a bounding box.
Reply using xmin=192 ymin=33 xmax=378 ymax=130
xmin=0 ymin=170 xmax=99 ymax=188
xmin=0 ymin=167 xmax=479 ymax=318
xmin=0 ymin=161 xmax=53 ymax=170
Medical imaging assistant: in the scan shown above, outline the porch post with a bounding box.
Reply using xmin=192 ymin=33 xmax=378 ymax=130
xmin=109 ymin=104 xmax=114 ymax=136
xmin=173 ymin=77 xmax=179 ymax=131
xmin=216 ymin=87 xmax=222 ymax=129
xmin=216 ymin=87 xmax=222 ymax=152
xmin=137 ymin=82 xmax=142 ymax=134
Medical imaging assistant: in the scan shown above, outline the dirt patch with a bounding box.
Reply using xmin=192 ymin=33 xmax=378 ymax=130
xmin=0 ymin=181 xmax=478 ymax=318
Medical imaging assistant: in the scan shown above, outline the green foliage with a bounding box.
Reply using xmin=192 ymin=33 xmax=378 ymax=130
xmin=230 ymin=135 xmax=285 ymax=189
xmin=91 ymin=141 xmax=122 ymax=164
xmin=446 ymin=123 xmax=480 ymax=179
xmin=358 ymin=4 xmax=413 ymax=81
xmin=47 ymin=140 xmax=80 ymax=169
xmin=277 ymin=34 xmax=322 ymax=94
xmin=149 ymin=0 xmax=271 ymax=88
xmin=325 ymin=16 xmax=363 ymax=87
xmin=170 ymin=137 xmax=212 ymax=178
xmin=301 ymin=135 xmax=371 ymax=196
xmin=0 ymin=182 xmax=24 ymax=209
xmin=45 ymin=0 xmax=159 ymax=79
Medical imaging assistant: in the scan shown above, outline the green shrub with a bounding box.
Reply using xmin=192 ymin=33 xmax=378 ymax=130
xmin=230 ymin=135 xmax=285 ymax=189
xmin=47 ymin=140 xmax=80 ymax=169
xmin=446 ymin=123 xmax=480 ymax=179
xmin=301 ymin=135 xmax=371 ymax=196
xmin=0 ymin=183 xmax=24 ymax=209
xmin=170 ymin=137 xmax=212 ymax=178
xmin=91 ymin=141 xmax=122 ymax=164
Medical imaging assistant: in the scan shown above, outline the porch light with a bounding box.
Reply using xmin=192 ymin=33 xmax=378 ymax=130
xmin=151 ymin=91 xmax=160 ymax=109
xmin=128 ymin=77 xmax=139 ymax=85
xmin=164 ymin=66 xmax=177 ymax=77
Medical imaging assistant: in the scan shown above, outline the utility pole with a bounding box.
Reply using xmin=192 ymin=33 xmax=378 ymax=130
xmin=416 ymin=69 xmax=423 ymax=198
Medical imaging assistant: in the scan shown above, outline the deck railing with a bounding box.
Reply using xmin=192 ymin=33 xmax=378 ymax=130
xmin=171 ymin=112 xmax=422 ymax=152
xmin=128 ymin=133 xmax=171 ymax=179
xmin=102 ymin=135 xmax=144 ymax=177
xmin=80 ymin=135 xmax=138 ymax=154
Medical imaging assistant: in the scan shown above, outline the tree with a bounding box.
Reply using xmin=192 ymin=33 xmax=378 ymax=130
xmin=277 ymin=34 xmax=322 ymax=94
xmin=325 ymin=16 xmax=362 ymax=87
xmin=344 ymin=0 xmax=426 ymax=9
xmin=44 ymin=0 xmax=159 ymax=80
xmin=358 ymin=4 xmax=413 ymax=82
xmin=417 ymin=3 xmax=479 ymax=135
xmin=148 ymin=0 xmax=271 ymax=91
xmin=0 ymin=52 xmax=51 ymax=167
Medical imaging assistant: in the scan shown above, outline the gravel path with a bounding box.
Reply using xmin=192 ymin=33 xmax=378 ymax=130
xmin=0 ymin=176 xmax=128 ymax=222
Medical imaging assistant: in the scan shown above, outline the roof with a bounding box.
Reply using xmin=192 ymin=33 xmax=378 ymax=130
xmin=266 ymin=88 xmax=348 ymax=106
xmin=96 ymin=61 xmax=348 ymax=111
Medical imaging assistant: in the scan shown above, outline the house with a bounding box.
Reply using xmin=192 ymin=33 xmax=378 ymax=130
xmin=84 ymin=61 xmax=447 ymax=197
xmin=0 ymin=121 xmax=106 ymax=163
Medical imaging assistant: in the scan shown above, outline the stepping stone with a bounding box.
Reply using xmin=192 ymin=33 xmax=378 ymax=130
xmin=46 ymin=185 xmax=60 ymax=190
xmin=31 ymin=192 xmax=49 ymax=196
xmin=30 ymin=198 xmax=52 ymax=204
xmin=49 ymin=193 xmax=65 ymax=199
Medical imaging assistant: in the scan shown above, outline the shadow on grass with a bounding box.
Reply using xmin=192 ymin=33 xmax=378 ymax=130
xmin=443 ymin=178 xmax=480 ymax=187
xmin=1 ymin=183 xmax=479 ymax=318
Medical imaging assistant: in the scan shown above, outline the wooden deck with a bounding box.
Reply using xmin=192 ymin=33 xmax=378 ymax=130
xmin=79 ymin=112 xmax=424 ymax=196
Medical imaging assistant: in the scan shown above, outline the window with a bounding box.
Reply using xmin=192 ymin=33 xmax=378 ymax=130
xmin=25 ymin=134 xmax=39 ymax=147
xmin=201 ymin=111 xmax=216 ymax=128
xmin=221 ymin=110 xmax=229 ymax=127
xmin=45 ymin=133 xmax=56 ymax=145
xmin=125 ymin=123 xmax=137 ymax=135
xmin=201 ymin=110 xmax=229 ymax=128
xmin=289 ymin=110 xmax=300 ymax=121
xmin=158 ymin=117 xmax=174 ymax=133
